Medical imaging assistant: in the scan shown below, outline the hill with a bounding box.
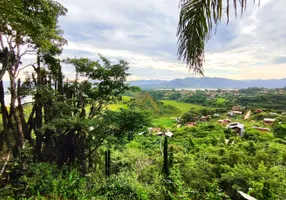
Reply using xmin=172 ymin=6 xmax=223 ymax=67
xmin=128 ymin=77 xmax=286 ymax=89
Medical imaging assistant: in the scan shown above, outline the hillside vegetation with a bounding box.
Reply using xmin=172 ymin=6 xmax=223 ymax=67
xmin=1 ymin=0 xmax=286 ymax=198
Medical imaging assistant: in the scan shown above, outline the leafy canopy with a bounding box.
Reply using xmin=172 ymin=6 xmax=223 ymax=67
xmin=0 ymin=0 xmax=67 ymax=53
xmin=177 ymin=0 xmax=260 ymax=74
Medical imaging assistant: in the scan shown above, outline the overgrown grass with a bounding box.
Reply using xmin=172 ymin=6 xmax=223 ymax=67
xmin=160 ymin=100 xmax=203 ymax=113
xmin=152 ymin=116 xmax=176 ymax=128
xmin=107 ymin=103 xmax=128 ymax=111
xmin=107 ymin=96 xmax=131 ymax=111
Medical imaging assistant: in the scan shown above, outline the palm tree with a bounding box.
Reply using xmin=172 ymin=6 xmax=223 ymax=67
xmin=177 ymin=0 xmax=260 ymax=75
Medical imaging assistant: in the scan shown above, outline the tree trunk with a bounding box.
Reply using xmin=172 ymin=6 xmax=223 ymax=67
xmin=9 ymin=75 xmax=25 ymax=156
xmin=163 ymin=136 xmax=169 ymax=177
xmin=0 ymin=47 xmax=9 ymax=81
xmin=0 ymin=81 xmax=10 ymax=150
xmin=17 ymin=79 xmax=32 ymax=145
xmin=34 ymin=56 xmax=43 ymax=160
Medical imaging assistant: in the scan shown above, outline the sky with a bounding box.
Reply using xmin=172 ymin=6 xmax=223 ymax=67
xmin=6 ymin=0 xmax=286 ymax=82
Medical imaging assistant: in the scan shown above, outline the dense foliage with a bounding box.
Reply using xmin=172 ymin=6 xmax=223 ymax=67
xmin=2 ymin=122 xmax=286 ymax=199
xmin=150 ymin=88 xmax=286 ymax=112
xmin=1 ymin=1 xmax=286 ymax=199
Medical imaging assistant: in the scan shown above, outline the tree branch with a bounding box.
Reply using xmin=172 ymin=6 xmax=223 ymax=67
xmin=0 ymin=151 xmax=11 ymax=176
xmin=19 ymin=50 xmax=36 ymax=58
xmin=15 ymin=62 xmax=36 ymax=78
xmin=0 ymin=33 xmax=4 ymax=49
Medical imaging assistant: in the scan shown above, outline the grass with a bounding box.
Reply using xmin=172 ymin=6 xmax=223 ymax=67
xmin=107 ymin=103 xmax=128 ymax=111
xmin=160 ymin=100 xmax=203 ymax=113
xmin=152 ymin=117 xmax=176 ymax=128
xmin=107 ymin=96 xmax=131 ymax=111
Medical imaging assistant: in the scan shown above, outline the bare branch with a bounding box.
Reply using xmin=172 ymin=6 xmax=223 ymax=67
xmin=5 ymin=35 xmax=13 ymax=52
xmin=0 ymin=151 xmax=11 ymax=176
xmin=15 ymin=62 xmax=36 ymax=78
xmin=0 ymin=33 xmax=4 ymax=49
xmin=19 ymin=50 xmax=36 ymax=58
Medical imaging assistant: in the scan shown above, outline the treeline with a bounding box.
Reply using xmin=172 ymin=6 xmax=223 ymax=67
xmin=149 ymin=89 xmax=286 ymax=111
xmin=0 ymin=1 xmax=153 ymax=198
xmin=236 ymin=94 xmax=286 ymax=111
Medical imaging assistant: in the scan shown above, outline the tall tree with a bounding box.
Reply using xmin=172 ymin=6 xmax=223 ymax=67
xmin=0 ymin=0 xmax=67 ymax=156
xmin=177 ymin=0 xmax=259 ymax=74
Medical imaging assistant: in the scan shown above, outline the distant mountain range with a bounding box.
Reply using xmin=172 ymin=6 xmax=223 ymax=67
xmin=128 ymin=77 xmax=286 ymax=89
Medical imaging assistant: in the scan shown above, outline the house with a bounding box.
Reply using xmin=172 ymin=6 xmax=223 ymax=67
xmin=254 ymin=109 xmax=263 ymax=114
xmin=228 ymin=111 xmax=242 ymax=117
xmin=156 ymin=130 xmax=173 ymax=137
xmin=228 ymin=111 xmax=234 ymax=117
xmin=148 ymin=127 xmax=161 ymax=133
xmin=270 ymin=112 xmax=278 ymax=116
xmin=252 ymin=126 xmax=270 ymax=132
xmin=282 ymin=112 xmax=286 ymax=115
xmin=218 ymin=119 xmax=232 ymax=124
xmin=200 ymin=115 xmax=211 ymax=121
xmin=232 ymin=106 xmax=241 ymax=111
xmin=175 ymin=117 xmax=181 ymax=124
xmin=165 ymin=130 xmax=173 ymax=137
xmin=185 ymin=122 xmax=196 ymax=127
xmin=263 ymin=118 xmax=276 ymax=125
xmin=226 ymin=122 xmax=245 ymax=136
xmin=213 ymin=113 xmax=221 ymax=117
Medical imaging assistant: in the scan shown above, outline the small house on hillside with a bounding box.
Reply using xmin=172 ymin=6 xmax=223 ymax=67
xmin=200 ymin=115 xmax=212 ymax=121
xmin=156 ymin=130 xmax=173 ymax=137
xmin=263 ymin=118 xmax=276 ymax=125
xmin=254 ymin=109 xmax=263 ymax=114
xmin=148 ymin=127 xmax=161 ymax=134
xmin=185 ymin=122 xmax=196 ymax=127
xmin=232 ymin=106 xmax=241 ymax=111
xmin=175 ymin=117 xmax=181 ymax=124
xmin=228 ymin=111 xmax=242 ymax=117
xmin=226 ymin=122 xmax=245 ymax=136
xmin=213 ymin=113 xmax=221 ymax=117
xmin=252 ymin=126 xmax=270 ymax=132
xmin=218 ymin=119 xmax=232 ymax=124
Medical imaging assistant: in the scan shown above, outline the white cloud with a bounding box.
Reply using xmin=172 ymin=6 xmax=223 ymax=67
xmin=54 ymin=0 xmax=286 ymax=80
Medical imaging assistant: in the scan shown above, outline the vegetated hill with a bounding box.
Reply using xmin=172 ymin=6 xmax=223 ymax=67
xmin=128 ymin=79 xmax=168 ymax=86
xmin=129 ymin=77 xmax=286 ymax=89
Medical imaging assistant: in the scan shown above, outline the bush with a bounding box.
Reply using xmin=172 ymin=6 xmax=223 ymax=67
xmin=1 ymin=163 xmax=87 ymax=199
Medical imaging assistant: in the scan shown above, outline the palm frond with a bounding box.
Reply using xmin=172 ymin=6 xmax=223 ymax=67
xmin=177 ymin=0 xmax=259 ymax=75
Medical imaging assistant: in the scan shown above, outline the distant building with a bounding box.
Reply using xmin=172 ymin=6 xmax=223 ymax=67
xmin=252 ymin=126 xmax=271 ymax=132
xmin=185 ymin=122 xmax=196 ymax=127
xmin=200 ymin=115 xmax=211 ymax=121
xmin=233 ymin=111 xmax=243 ymax=115
xmin=228 ymin=111 xmax=242 ymax=117
xmin=213 ymin=113 xmax=221 ymax=117
xmin=156 ymin=130 xmax=173 ymax=137
xmin=226 ymin=122 xmax=245 ymax=136
xmin=218 ymin=119 xmax=232 ymax=124
xmin=254 ymin=109 xmax=263 ymax=114
xmin=263 ymin=118 xmax=276 ymax=125
xmin=148 ymin=127 xmax=161 ymax=134
xmin=232 ymin=106 xmax=241 ymax=111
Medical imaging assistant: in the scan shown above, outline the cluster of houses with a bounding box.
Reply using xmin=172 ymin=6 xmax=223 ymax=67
xmin=146 ymin=104 xmax=282 ymax=138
